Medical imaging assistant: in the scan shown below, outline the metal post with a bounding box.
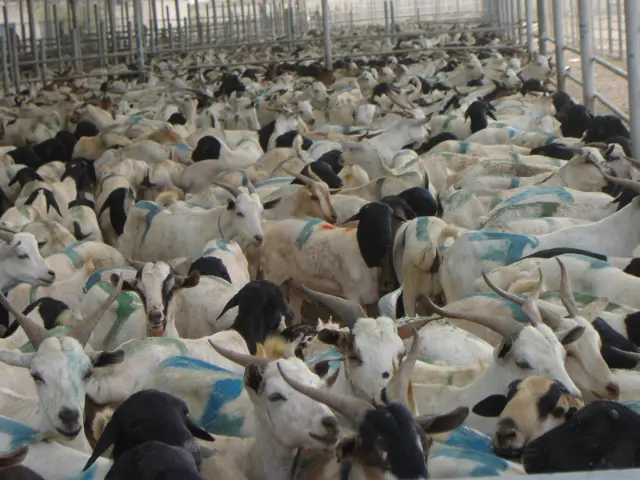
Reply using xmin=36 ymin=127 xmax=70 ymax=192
xmin=537 ymin=0 xmax=548 ymax=53
xmin=578 ymin=0 xmax=596 ymax=113
xmin=228 ymin=0 xmax=234 ymax=40
xmin=321 ymin=0 xmax=332 ymax=69
xmin=568 ymin=0 xmax=576 ymax=45
xmin=95 ymin=5 xmax=102 ymax=64
xmin=552 ymin=0 xmax=566 ymax=91
xmin=19 ymin=0 xmax=26 ymax=53
xmin=44 ymin=0 xmax=51 ymax=40
xmin=195 ymin=0 xmax=203 ymax=44
xmin=108 ymin=0 xmax=117 ymax=56
xmin=240 ymin=0 xmax=247 ymax=40
xmin=151 ymin=0 xmax=160 ymax=49
xmin=134 ymin=0 xmax=145 ymax=80
xmin=28 ymin=0 xmax=39 ymax=57
xmin=525 ymin=0 xmax=534 ymax=51
xmin=0 ymin=38 xmax=8 ymax=95
xmin=167 ymin=7 xmax=174 ymax=49
xmin=625 ymin=0 xmax=640 ymax=161
xmin=175 ymin=0 xmax=182 ymax=42
xmin=9 ymin=26 xmax=20 ymax=92
xmin=53 ymin=5 xmax=63 ymax=67
xmin=384 ymin=1 xmax=389 ymax=32
xmin=390 ymin=0 xmax=395 ymax=32
xmin=606 ymin=0 xmax=613 ymax=55
xmin=100 ymin=21 xmax=108 ymax=65
xmin=234 ymin=4 xmax=240 ymax=42
xmin=128 ymin=21 xmax=134 ymax=64
xmin=253 ymin=0 xmax=259 ymax=38
xmin=39 ymin=40 xmax=46 ymax=85
xmin=213 ymin=0 xmax=218 ymax=42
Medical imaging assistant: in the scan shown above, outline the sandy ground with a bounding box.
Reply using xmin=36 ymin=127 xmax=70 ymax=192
xmin=561 ymin=51 xmax=629 ymax=118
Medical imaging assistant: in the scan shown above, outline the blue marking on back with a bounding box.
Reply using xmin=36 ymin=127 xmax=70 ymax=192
xmin=622 ymin=400 xmax=640 ymax=414
xmin=507 ymin=128 xmax=518 ymax=139
xmin=162 ymin=355 xmax=235 ymax=372
xmin=509 ymin=177 xmax=521 ymax=189
xmin=509 ymin=152 xmax=519 ymax=163
xmin=459 ymin=141 xmax=469 ymax=154
xmin=0 ymin=416 xmax=40 ymax=450
xmin=502 ymin=188 xmax=574 ymax=207
xmin=202 ymin=238 xmax=233 ymax=256
xmin=415 ymin=217 xmax=431 ymax=241
xmin=216 ymin=169 xmax=248 ymax=186
xmin=295 ymin=217 xmax=325 ymax=248
xmin=56 ymin=241 xmax=87 ymax=268
xmin=85 ymin=266 xmax=137 ymax=293
xmin=173 ymin=143 xmax=192 ymax=152
xmin=467 ymin=231 xmax=539 ymax=265
xmin=440 ymin=426 xmax=493 ymax=455
xmin=256 ymin=177 xmax=295 ymax=187
xmin=566 ymin=253 xmax=612 ymax=270
xmin=135 ymin=201 xmax=166 ymax=244
xmin=305 ymin=348 xmax=343 ymax=371
xmin=459 ymin=292 xmax=529 ymax=324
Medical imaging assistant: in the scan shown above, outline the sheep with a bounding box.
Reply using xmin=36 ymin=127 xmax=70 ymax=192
xmin=20 ymin=221 xmax=76 ymax=257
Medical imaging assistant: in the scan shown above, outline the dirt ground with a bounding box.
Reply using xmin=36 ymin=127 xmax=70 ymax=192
xmin=562 ymin=51 xmax=629 ymax=118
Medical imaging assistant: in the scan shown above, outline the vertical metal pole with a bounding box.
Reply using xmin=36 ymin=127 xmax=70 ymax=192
xmin=568 ymin=0 xmax=576 ymax=46
xmin=167 ymin=7 xmax=174 ymax=49
xmin=0 ymin=38 xmax=8 ymax=95
xmin=39 ymin=40 xmax=46 ymax=85
xmin=175 ymin=0 xmax=182 ymax=43
xmin=617 ymin=0 xmax=624 ymax=59
xmin=151 ymin=0 xmax=160 ymax=49
xmin=27 ymin=0 xmax=40 ymax=58
xmin=184 ymin=17 xmax=190 ymax=48
xmin=108 ymin=0 xmax=117 ymax=57
xmin=94 ymin=5 xmax=102 ymax=64
xmin=100 ymin=21 xmax=108 ymax=65
xmin=390 ymin=0 xmax=395 ymax=32
xmin=9 ymin=26 xmax=20 ymax=92
xmin=86 ymin=1 xmax=92 ymax=36
xmin=253 ymin=0 xmax=259 ymax=38
xmin=205 ymin=4 xmax=211 ymax=43
xmin=240 ymin=0 xmax=247 ymax=40
xmin=625 ymin=0 xmax=640 ymax=161
xmin=213 ymin=0 xmax=218 ymax=42
xmin=127 ymin=21 xmax=134 ymax=64
xmin=578 ymin=0 xmax=596 ymax=113
xmin=19 ymin=0 xmax=26 ymax=53
xmin=384 ymin=1 xmax=389 ymax=32
xmin=537 ymin=0 xmax=548 ymax=53
xmin=44 ymin=0 xmax=51 ymax=40
xmin=195 ymin=0 xmax=203 ymax=44
xmin=321 ymin=0 xmax=332 ymax=69
xmin=134 ymin=0 xmax=145 ymax=80
xmin=597 ymin=0 xmax=604 ymax=53
xmin=228 ymin=0 xmax=234 ymax=40
xmin=552 ymin=0 xmax=566 ymax=91
xmin=525 ymin=0 xmax=534 ymax=52
xmin=53 ymin=5 xmax=63 ymax=67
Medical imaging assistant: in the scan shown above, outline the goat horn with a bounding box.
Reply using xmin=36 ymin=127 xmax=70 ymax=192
xmin=0 ymin=292 xmax=50 ymax=349
xmin=126 ymin=257 xmax=147 ymax=270
xmin=296 ymin=284 xmax=367 ymax=330
xmin=600 ymin=171 xmax=640 ymax=193
xmin=521 ymin=268 xmax=544 ymax=326
xmin=211 ymin=180 xmax=243 ymax=197
xmin=70 ymin=274 xmax=124 ymax=346
xmin=584 ymin=142 xmax=608 ymax=149
xmin=623 ymin=155 xmax=640 ymax=169
xmin=482 ymin=269 xmax=563 ymax=329
xmin=383 ymin=328 xmax=422 ymax=406
xmin=0 ymin=228 xmax=15 ymax=244
xmin=246 ymin=180 xmax=257 ymax=195
xmin=272 ymin=155 xmax=299 ymax=173
xmin=306 ymin=167 xmax=323 ymax=183
xmin=208 ymin=340 xmax=271 ymax=366
xmin=556 ymin=258 xmax=580 ymax=318
xmin=419 ymin=295 xmax=524 ymax=340
xmin=387 ymin=91 xmax=412 ymax=112
xmin=283 ymin=166 xmax=313 ymax=186
xmin=610 ymin=347 xmax=640 ymax=362
xmin=276 ymin=362 xmax=372 ymax=426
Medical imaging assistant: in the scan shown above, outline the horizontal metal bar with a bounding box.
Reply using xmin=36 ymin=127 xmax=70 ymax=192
xmin=565 ymin=72 xmax=584 ymax=86
xmin=593 ymin=55 xmax=628 ymax=79
xmin=564 ymin=45 xmax=581 ymax=55
xmin=594 ymin=91 xmax=630 ymax=123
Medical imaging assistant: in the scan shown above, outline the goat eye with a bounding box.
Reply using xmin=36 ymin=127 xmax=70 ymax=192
xmin=31 ymin=373 xmax=44 ymax=384
xmin=551 ymin=407 xmax=566 ymax=418
xmin=17 ymin=254 xmax=28 ymax=260
xmin=236 ymin=212 xmax=245 ymax=218
xmin=516 ymin=360 xmax=533 ymax=370
xmin=83 ymin=370 xmax=93 ymax=380
xmin=268 ymin=393 xmax=286 ymax=402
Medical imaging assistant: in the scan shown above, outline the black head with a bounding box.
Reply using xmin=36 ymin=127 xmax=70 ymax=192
xmin=397 ymin=187 xmax=439 ymax=217
xmin=258 ymin=120 xmax=276 ymax=153
xmin=552 ymin=91 xmax=575 ymax=114
xmin=593 ymin=316 xmax=640 ymax=369
xmin=604 ymin=136 xmax=632 ymax=156
xmin=61 ymin=158 xmax=95 ymax=191
xmin=217 ymin=280 xmax=293 ymax=354
xmin=464 ymin=101 xmax=496 ymax=132
xmin=104 ymin=441 xmax=206 ymax=480
xmin=74 ymin=120 xmax=100 ymax=139
xmin=584 ymin=115 xmax=630 ymax=144
xmin=529 ymin=143 xmax=576 ymax=161
xmin=274 ymin=130 xmax=300 ymax=149
xmin=191 ymin=136 xmax=222 ymax=162
xmin=380 ymin=195 xmax=417 ymax=221
xmin=414 ymin=132 xmax=458 ymax=154
xmin=293 ymin=161 xmax=343 ymax=189
xmin=522 ymin=401 xmax=640 ymax=474
xmin=8 ymin=167 xmax=43 ymax=188
xmin=560 ymin=104 xmax=592 ymax=138
xmin=32 ymin=137 xmax=69 ymax=163
xmin=315 ymin=149 xmax=344 ymax=174
xmin=55 ymin=130 xmax=78 ymax=158
xmin=188 ymin=257 xmax=231 ymax=283
xmin=345 ymin=202 xmax=405 ymax=268
xmin=84 ymin=389 xmax=214 ymax=472
xmin=167 ymin=112 xmax=187 ymax=125
xmin=24 ymin=188 xmax=62 ymax=217
xmin=8 ymin=147 xmax=46 ymax=170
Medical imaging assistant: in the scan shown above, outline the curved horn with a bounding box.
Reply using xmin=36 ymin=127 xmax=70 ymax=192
xmin=211 ymin=179 xmax=243 ymax=197
xmin=482 ymin=270 xmax=562 ymax=329
xmin=387 ymin=91 xmax=412 ymax=112
xmin=306 ymin=166 xmax=323 ymax=183
xmin=383 ymin=328 xmax=422 ymax=406
xmin=70 ymin=274 xmax=124 ymax=346
xmin=610 ymin=347 xmax=640 ymax=362
xmin=126 ymin=257 xmax=147 ymax=270
xmin=297 ymin=284 xmax=366 ymax=329
xmin=208 ymin=340 xmax=270 ymax=367
xmin=272 ymin=154 xmax=299 ymax=173
xmin=521 ymin=268 xmax=544 ymax=326
xmin=283 ymin=166 xmax=313 ymax=186
xmin=276 ymin=362 xmax=372 ymax=426
xmin=419 ymin=295 xmax=524 ymax=340
xmin=0 ymin=292 xmax=50 ymax=349
xmin=599 ymin=171 xmax=640 ymax=193
xmin=556 ymin=258 xmax=580 ymax=318
xmin=246 ymin=180 xmax=257 ymax=195
xmin=0 ymin=227 xmax=16 ymax=244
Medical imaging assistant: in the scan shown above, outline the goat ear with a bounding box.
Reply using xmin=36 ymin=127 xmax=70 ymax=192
xmin=185 ymin=416 xmax=215 ymax=442
xmin=471 ymin=394 xmax=509 ymax=417
xmin=263 ymin=198 xmax=282 ymax=210
xmin=560 ymin=326 xmax=585 ymax=346
xmin=417 ymin=406 xmax=469 ymax=434
xmin=317 ymin=329 xmax=351 ymax=351
xmin=227 ymin=199 xmax=236 ymax=210
xmin=111 ymin=273 xmax=135 ymax=291
xmin=496 ymin=338 xmax=514 ymax=359
xmin=90 ymin=349 xmax=125 ymax=367
xmin=0 ymin=350 xmax=35 ymax=368
xmin=344 ymin=212 xmax=360 ymax=223
xmin=244 ymin=363 xmax=266 ymax=394
xmin=175 ymin=270 xmax=200 ymax=289
xmin=579 ymin=298 xmax=609 ymax=323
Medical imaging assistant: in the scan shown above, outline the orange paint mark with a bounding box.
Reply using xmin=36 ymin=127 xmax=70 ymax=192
xmin=319 ymin=223 xmax=336 ymax=230
xmin=344 ymin=228 xmax=356 ymax=232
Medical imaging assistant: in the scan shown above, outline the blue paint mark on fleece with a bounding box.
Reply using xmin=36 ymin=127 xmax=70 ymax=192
xmin=433 ymin=446 xmax=510 ymax=477
xmin=415 ymin=217 xmax=432 ymax=241
xmin=160 ymin=357 xmax=245 ymax=435
xmin=85 ymin=266 xmax=137 ymax=293
xmin=202 ymin=238 xmax=233 ymax=256
xmin=467 ymin=231 xmax=540 ymax=266
xmin=0 ymin=416 xmax=40 ymax=450
xmin=295 ymin=217 xmax=325 ymax=248
xmin=565 ymin=253 xmax=611 ymax=270
xmin=623 ymin=400 xmax=640 ymax=414
xmin=255 ymin=177 xmax=294 ymax=187
xmin=56 ymin=241 xmax=87 ymax=268
xmin=502 ymin=188 xmax=575 ymax=207
xmin=216 ymin=169 xmax=249 ymax=186
xmin=459 ymin=292 xmax=529 ymax=324
xmin=305 ymin=348 xmax=343 ymax=372
xmin=135 ymin=201 xmax=166 ymax=244
xmin=459 ymin=141 xmax=470 ymax=154
xmin=440 ymin=426 xmax=493 ymax=455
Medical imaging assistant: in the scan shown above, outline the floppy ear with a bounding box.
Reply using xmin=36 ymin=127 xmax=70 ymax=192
xmin=317 ymin=329 xmax=352 ymax=351
xmin=263 ymin=198 xmax=282 ymax=210
xmin=89 ymin=349 xmax=125 ymax=367
xmin=344 ymin=211 xmax=361 ymax=223
xmin=560 ymin=326 xmax=585 ymax=346
xmin=0 ymin=350 xmax=35 ymax=368
xmin=416 ymin=406 xmax=469 ymax=434
xmin=111 ymin=273 xmax=135 ymax=291
xmin=185 ymin=416 xmax=215 ymax=442
xmin=174 ymin=270 xmax=200 ymax=289
xmin=472 ymin=394 xmax=509 ymax=417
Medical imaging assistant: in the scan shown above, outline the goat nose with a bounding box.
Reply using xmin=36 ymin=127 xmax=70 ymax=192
xmin=606 ymin=382 xmax=620 ymax=398
xmin=148 ymin=310 xmax=163 ymax=323
xmin=322 ymin=416 xmax=338 ymax=433
xmin=47 ymin=270 xmax=55 ymax=278
xmin=58 ymin=407 xmax=80 ymax=425
xmin=495 ymin=424 xmax=516 ymax=443
xmin=254 ymin=234 xmax=264 ymax=245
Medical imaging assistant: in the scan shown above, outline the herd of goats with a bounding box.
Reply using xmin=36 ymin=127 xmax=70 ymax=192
xmin=0 ymin=20 xmax=639 ymax=479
